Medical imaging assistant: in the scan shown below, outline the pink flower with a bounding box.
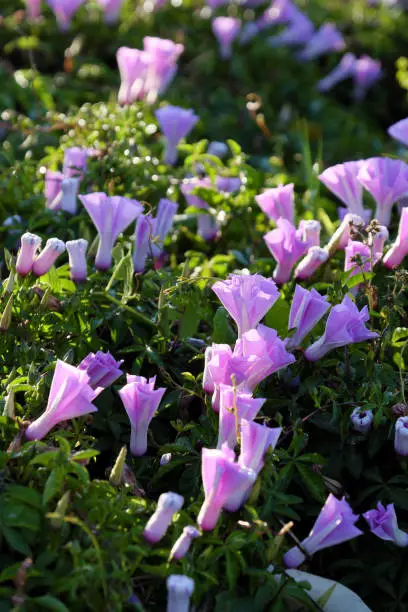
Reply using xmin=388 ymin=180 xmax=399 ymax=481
xmin=46 ymin=0 xmax=86 ymax=30
xmin=284 ymin=494 xmax=363 ymax=568
xmin=294 ymin=247 xmax=329 ymax=280
xmin=363 ymin=502 xmax=408 ymax=546
xmin=297 ymin=219 xmax=321 ymax=247
xmin=256 ymin=184 xmax=295 ymax=225
xmin=116 ymin=47 xmax=150 ymax=105
xmin=217 ymin=384 xmax=266 ymax=449
xmin=95 ymin=0 xmax=125 ymax=23
xmin=155 ymin=106 xmax=199 ymax=165
xmin=318 ymin=161 xmax=367 ymax=219
xmin=25 ymin=361 xmax=97 ymax=440
xmin=388 ymin=117 xmax=408 ymax=147
xmin=66 ymin=239 xmax=88 ymax=282
xmin=16 ymin=232 xmax=42 ymax=277
xmin=212 ymin=17 xmax=241 ymax=59
xmin=143 ymin=492 xmax=184 ymax=543
xmin=238 ymin=418 xmax=281 ymax=474
xmin=264 ymin=218 xmax=308 ymax=284
xmin=203 ymin=344 xmax=233 ymax=395
xmin=383 ymin=207 xmax=408 ymax=268
xmin=63 ymin=147 xmax=90 ymax=180
xmin=143 ymin=37 xmax=184 ymax=104
xmin=344 ymin=240 xmax=372 ymax=279
xmin=32 ymin=238 xmax=66 ymax=277
xmin=212 ymin=273 xmax=280 ymax=336
xmin=78 ymin=351 xmax=123 ymax=394
xmin=119 ymin=376 xmax=166 ymax=456
xmin=25 ymin=0 xmax=41 ymax=19
xmin=286 ymin=285 xmax=330 ymax=350
xmin=298 ymin=23 xmax=345 ymax=61
xmin=325 ymin=212 xmax=364 ymax=254
xmin=169 ymin=526 xmax=201 ymax=560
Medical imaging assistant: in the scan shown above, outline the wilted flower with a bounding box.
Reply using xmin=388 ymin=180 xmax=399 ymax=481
xmin=286 ymin=285 xmax=330 ymax=350
xmin=357 ymin=157 xmax=408 ymax=226
xmin=318 ymin=161 xmax=367 ymax=219
xmin=151 ymin=199 xmax=178 ymax=257
xmin=294 ymin=247 xmax=329 ymax=280
xmin=353 ymin=56 xmax=382 ymax=101
xmin=46 ymin=0 xmax=86 ymax=30
xmin=212 ymin=17 xmax=241 ymax=59
xmin=155 ymin=106 xmax=199 ymax=165
xmin=66 ymin=239 xmax=88 ymax=282
xmin=388 ymin=117 xmax=408 ymax=148
xmin=119 ymin=376 xmax=166 ymax=456
xmin=283 ymin=494 xmax=363 ymax=568
xmin=256 ymin=184 xmax=295 ymax=225
xmin=363 ymin=502 xmax=408 ymax=546
xmin=95 ymin=0 xmax=125 ymax=23
xmin=79 ymin=192 xmax=143 ymax=270
xmin=217 ymin=384 xmax=266 ymax=449
xmin=25 ymin=360 xmax=97 ymax=440
xmin=143 ymin=492 xmax=184 ymax=543
xmin=78 ymin=351 xmax=123 ymax=394
xmin=32 ymin=238 xmax=66 ymax=277
xmin=166 ymin=575 xmax=194 ymax=612
xmin=169 ymin=526 xmax=201 ymax=560
xmin=211 ymin=273 xmax=280 ymax=336
xmin=197 ymin=444 xmax=256 ymax=530
xmin=383 ymin=208 xmax=408 ymax=268
xmin=264 ymin=218 xmax=308 ymax=284
xmin=325 ymin=212 xmax=364 ymax=255
xmin=298 ymin=23 xmax=345 ymax=61
xmin=304 ymin=295 xmax=378 ymax=361
xmin=16 ymin=232 xmax=42 ymax=277
xmin=317 ymin=53 xmax=356 ymax=92
xmin=133 ymin=215 xmax=152 ymax=273
xmin=394 ymin=416 xmax=408 ymax=456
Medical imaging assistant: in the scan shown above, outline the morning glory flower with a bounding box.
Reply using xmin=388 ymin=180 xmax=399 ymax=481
xmin=363 ymin=502 xmax=408 ymax=546
xmin=16 ymin=232 xmax=42 ymax=277
xmin=212 ymin=17 xmax=241 ymax=59
xmin=143 ymin=492 xmax=184 ymax=543
xmin=256 ymin=184 xmax=295 ymax=225
xmin=217 ymin=383 xmax=266 ymax=449
xmin=66 ymin=239 xmax=88 ymax=282
xmin=32 ymin=238 xmax=66 ymax=277
xmin=286 ymin=285 xmax=330 ymax=350
xmin=95 ymin=0 xmax=125 ymax=23
xmin=78 ymin=351 xmax=123 ymax=394
xmin=294 ymin=247 xmax=329 ymax=280
xmin=317 ymin=53 xmax=356 ymax=92
xmin=353 ymin=56 xmax=382 ymax=101
xmin=46 ymin=0 xmax=86 ymax=30
xmin=350 ymin=407 xmax=373 ymax=434
xmin=116 ymin=47 xmax=150 ymax=105
xmin=166 ymin=575 xmax=194 ymax=612
xmin=298 ymin=23 xmax=345 ymax=61
xmin=394 ymin=416 xmax=408 ymax=456
xmin=169 ymin=526 xmax=201 ymax=560
xmin=383 ymin=208 xmax=408 ymax=268
xmin=318 ymin=161 xmax=367 ymax=220
xmin=388 ymin=117 xmax=408 ymax=147
xmin=264 ymin=218 xmax=308 ymax=284
xmin=155 ymin=106 xmax=199 ymax=165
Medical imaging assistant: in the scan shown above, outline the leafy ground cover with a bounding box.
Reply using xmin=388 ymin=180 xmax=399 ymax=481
xmin=2 ymin=0 xmax=408 ymax=611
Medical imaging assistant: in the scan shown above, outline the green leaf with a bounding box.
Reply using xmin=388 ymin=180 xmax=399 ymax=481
xmin=296 ymin=464 xmax=325 ymax=502
xmin=225 ymin=550 xmax=239 ymax=590
xmin=264 ymin=298 xmax=290 ymax=338
xmin=5 ymin=485 xmax=42 ymax=508
xmin=71 ymin=449 xmax=100 ymax=461
xmin=316 ymin=583 xmax=337 ymax=607
xmin=179 ymin=300 xmax=200 ymax=340
xmin=43 ymin=467 xmax=65 ymax=505
xmin=392 ymin=327 xmax=408 ymax=348
xmin=31 ymin=596 xmax=70 ymax=612
xmin=1 ymin=526 xmax=31 ymax=556
xmin=212 ymin=307 xmax=236 ymax=344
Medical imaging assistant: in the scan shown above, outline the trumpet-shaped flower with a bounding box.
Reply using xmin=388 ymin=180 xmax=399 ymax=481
xmin=25 ymin=360 xmax=97 ymax=440
xmin=394 ymin=416 xmax=408 ymax=456
xmin=363 ymin=502 xmax=408 ymax=546
xmin=268 ymin=11 xmax=314 ymax=47
xmin=318 ymin=161 xmax=367 ymax=219
xmin=78 ymin=351 xmax=123 ymax=394
xmin=298 ymin=24 xmax=345 ymax=61
xmin=133 ymin=214 xmax=152 ymax=273
xmin=264 ymin=218 xmax=308 ymax=284
xmin=211 ymin=273 xmax=280 ymax=336
xmin=203 ymin=344 xmax=233 ymax=395
xmin=117 ymin=47 xmax=150 ymax=105
xmin=119 ymin=376 xmax=166 ymax=456
xmin=144 ymin=492 xmax=184 ymax=543
xmin=170 ymin=526 xmax=201 ymax=560
xmin=217 ymin=384 xmax=266 ymax=449
xmin=66 ymin=239 xmax=88 ymax=282
xmin=143 ymin=37 xmax=184 ymax=104
xmin=32 ymin=238 xmax=66 ymax=277
xmin=79 ymin=192 xmax=143 ymax=270
xmin=304 ymin=295 xmax=378 ymax=361
xmin=256 ymin=184 xmax=295 ymax=225
xmin=350 ymin=407 xmax=373 ymax=434
xmin=16 ymin=232 xmax=42 ymax=277
xmin=286 ymin=285 xmax=330 ymax=350
xmin=238 ymin=418 xmax=282 ymax=474
xmin=344 ymin=240 xmax=372 ymax=278
xmin=166 ymin=575 xmax=194 ymax=612
xmin=151 ymin=199 xmax=178 ymax=257
xmin=294 ymin=247 xmax=329 ymax=280
xmin=353 ymin=56 xmax=382 ymax=101
xmin=284 ymin=494 xmax=363 ymax=568
xmin=388 ymin=117 xmax=408 ymax=148
xmin=317 ymin=53 xmax=356 ymax=92
xmin=63 ymin=147 xmax=89 ymax=180
xmin=197 ymin=444 xmax=256 ymax=530
xmin=256 ymin=0 xmax=300 ymax=32
xmin=212 ymin=17 xmax=241 ymax=59
xmin=45 ymin=170 xmax=64 ymax=209
xmin=48 ymin=177 xmax=80 ymax=214
xmin=46 ymin=0 xmax=86 ymax=30
xmin=383 ymin=208 xmax=408 ymax=268
xmin=96 ymin=0 xmax=124 ymax=23
xmin=357 ymin=157 xmax=408 ymax=226
xmin=155 ymin=106 xmax=198 ymax=165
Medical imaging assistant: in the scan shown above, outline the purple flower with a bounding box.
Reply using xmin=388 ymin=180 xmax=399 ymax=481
xmin=238 ymin=418 xmax=282 ymax=474
xmin=151 ymin=198 xmax=178 ymax=257
xmin=353 ymin=56 xmax=382 ymax=101
xmin=32 ymin=238 xmax=66 ymax=277
xmin=350 ymin=407 xmax=373 ymax=434
xmin=317 ymin=53 xmax=356 ymax=92
xmin=212 ymin=17 xmax=241 ymax=60
xmin=318 ymin=161 xmax=368 ymax=220
xmin=25 ymin=0 xmax=41 ymax=19
xmin=198 ymin=215 xmax=219 ymax=241
xmin=363 ymin=502 xmax=408 ymax=546
xmin=143 ymin=37 xmax=184 ymax=104
xmin=119 ymin=376 xmax=166 ymax=456
xmin=215 ymin=176 xmax=241 ymax=193
xmin=166 ymin=575 xmax=194 ymax=612
xmin=298 ymin=23 xmax=345 ymax=61
xmin=388 ymin=117 xmax=408 ymax=148
xmin=133 ymin=214 xmax=152 ymax=273
xmin=268 ymin=10 xmax=314 ymax=47
xmin=264 ymin=218 xmax=308 ymax=284
xmin=344 ymin=240 xmax=372 ymax=279
xmin=383 ymin=207 xmax=408 ymax=268
xmin=286 ymin=285 xmax=330 ymax=350
xmin=63 ymin=147 xmax=89 ymax=180
xmin=45 ymin=170 xmax=64 ymax=209
xmin=284 ymin=494 xmax=363 ymax=568
xmin=116 ymin=47 xmax=150 ymax=105
xmin=197 ymin=444 xmax=256 ymax=530
xmin=25 ymin=360 xmax=97 ymax=440
xmin=155 ymin=106 xmax=198 ymax=165
xmin=357 ymin=157 xmax=408 ymax=226
xmin=212 ymin=273 xmax=280 ymax=336
xmin=256 ymin=184 xmax=295 ymax=225
xmin=169 ymin=526 xmax=201 ymax=560
xmin=394 ymin=416 xmax=408 ymax=456
xmin=256 ymin=0 xmax=299 ymax=31
xmin=297 ymin=220 xmax=321 ymax=247
xmin=217 ymin=383 xmax=266 ymax=449
xmin=232 ymin=324 xmax=296 ymax=391
xmin=325 ymin=212 xmax=364 ymax=254
xmin=46 ymin=0 xmax=86 ymax=30
xmin=79 ymin=192 xmax=143 ymax=270
xmin=207 ymin=141 xmax=229 ymax=158
xmin=294 ymin=247 xmax=329 ymax=280
xmin=16 ymin=232 xmax=42 ymax=277
xmin=66 ymin=239 xmax=88 ymax=282
xmin=143 ymin=492 xmax=184 ymax=543
xmin=203 ymin=344 xmax=233 ymax=395
xmin=78 ymin=351 xmax=123 ymax=394
xmin=95 ymin=0 xmax=124 ymax=23
xmin=304 ymin=295 xmax=378 ymax=362
xmin=181 ymin=177 xmax=213 ymax=209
